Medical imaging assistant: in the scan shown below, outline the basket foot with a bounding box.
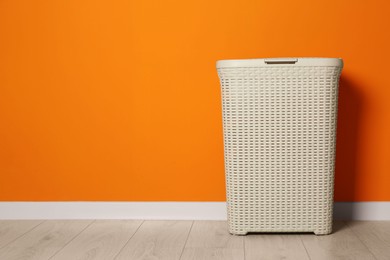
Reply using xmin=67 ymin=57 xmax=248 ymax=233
xmin=314 ymin=230 xmax=332 ymax=236
xmin=229 ymin=230 xmax=248 ymax=236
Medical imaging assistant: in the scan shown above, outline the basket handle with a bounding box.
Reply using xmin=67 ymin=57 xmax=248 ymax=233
xmin=264 ymin=58 xmax=298 ymax=64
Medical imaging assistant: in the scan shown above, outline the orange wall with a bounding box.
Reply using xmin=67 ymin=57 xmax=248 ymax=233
xmin=0 ymin=0 xmax=389 ymax=201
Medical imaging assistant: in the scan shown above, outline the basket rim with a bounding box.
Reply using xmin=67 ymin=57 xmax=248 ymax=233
xmin=216 ymin=57 xmax=343 ymax=68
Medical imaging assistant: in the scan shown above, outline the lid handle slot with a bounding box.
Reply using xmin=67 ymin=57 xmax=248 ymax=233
xmin=264 ymin=58 xmax=298 ymax=64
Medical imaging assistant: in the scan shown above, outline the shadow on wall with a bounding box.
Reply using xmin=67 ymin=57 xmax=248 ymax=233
xmin=334 ymin=74 xmax=363 ymax=218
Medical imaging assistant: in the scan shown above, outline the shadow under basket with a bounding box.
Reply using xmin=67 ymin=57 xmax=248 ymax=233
xmin=216 ymin=57 xmax=343 ymax=235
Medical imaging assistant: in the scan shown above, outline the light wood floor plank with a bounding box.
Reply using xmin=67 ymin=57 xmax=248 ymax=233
xmin=245 ymin=234 xmax=310 ymax=260
xmin=0 ymin=220 xmax=43 ymax=249
xmin=180 ymin=248 xmax=244 ymax=260
xmin=301 ymin=221 xmax=377 ymax=260
xmin=0 ymin=220 xmax=92 ymax=260
xmin=0 ymin=220 xmax=387 ymax=260
xmin=115 ymin=220 xmax=192 ymax=260
xmin=51 ymin=220 xmax=142 ymax=260
xmin=180 ymin=221 xmax=244 ymax=260
xmin=184 ymin=221 xmax=242 ymax=248
xmin=347 ymin=221 xmax=390 ymax=260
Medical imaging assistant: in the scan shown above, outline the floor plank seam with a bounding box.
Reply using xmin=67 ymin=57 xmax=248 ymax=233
xmin=47 ymin=219 xmax=96 ymax=260
xmin=178 ymin=220 xmax=194 ymax=260
xmin=0 ymin=220 xmax=45 ymax=250
xmin=345 ymin=221 xmax=379 ymax=260
xmin=299 ymin=234 xmax=312 ymax=260
xmin=112 ymin=220 xmax=145 ymax=260
xmin=243 ymin=233 xmax=246 ymax=260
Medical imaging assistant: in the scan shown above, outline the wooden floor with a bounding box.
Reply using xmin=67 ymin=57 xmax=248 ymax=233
xmin=0 ymin=220 xmax=388 ymax=260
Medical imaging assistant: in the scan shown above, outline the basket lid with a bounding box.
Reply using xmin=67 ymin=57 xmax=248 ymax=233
xmin=216 ymin=57 xmax=343 ymax=68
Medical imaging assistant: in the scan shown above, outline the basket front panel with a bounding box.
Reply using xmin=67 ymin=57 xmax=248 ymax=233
xmin=218 ymin=66 xmax=341 ymax=234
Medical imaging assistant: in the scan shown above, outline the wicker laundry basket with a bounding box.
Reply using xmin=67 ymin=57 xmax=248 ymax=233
xmin=216 ymin=58 xmax=343 ymax=235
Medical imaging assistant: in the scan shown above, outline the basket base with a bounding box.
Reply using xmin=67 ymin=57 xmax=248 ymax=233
xmin=229 ymin=229 xmax=332 ymax=236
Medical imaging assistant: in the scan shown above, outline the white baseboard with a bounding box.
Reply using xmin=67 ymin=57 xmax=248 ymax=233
xmin=0 ymin=202 xmax=389 ymax=220
xmin=333 ymin=202 xmax=390 ymax=220
xmin=0 ymin=202 xmax=226 ymax=220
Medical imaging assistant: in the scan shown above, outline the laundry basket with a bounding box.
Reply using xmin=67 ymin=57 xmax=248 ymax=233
xmin=216 ymin=58 xmax=343 ymax=235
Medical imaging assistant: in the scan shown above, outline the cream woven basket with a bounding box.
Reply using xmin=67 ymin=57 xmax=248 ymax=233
xmin=217 ymin=58 xmax=343 ymax=235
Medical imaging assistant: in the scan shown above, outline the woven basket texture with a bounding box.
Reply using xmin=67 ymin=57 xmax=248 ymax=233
xmin=218 ymin=65 xmax=342 ymax=235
